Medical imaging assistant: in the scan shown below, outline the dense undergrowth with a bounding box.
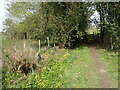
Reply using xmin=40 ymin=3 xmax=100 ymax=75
xmin=2 ymin=57 xmax=70 ymax=88
xmin=2 ymin=39 xmax=74 ymax=88
xmin=2 ymin=48 xmax=74 ymax=88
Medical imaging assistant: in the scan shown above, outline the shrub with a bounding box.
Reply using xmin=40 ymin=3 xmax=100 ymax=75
xmin=3 ymin=45 xmax=40 ymax=75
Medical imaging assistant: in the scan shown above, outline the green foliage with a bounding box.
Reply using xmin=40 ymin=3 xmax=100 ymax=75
xmin=95 ymin=2 xmax=120 ymax=50
xmin=18 ymin=59 xmax=68 ymax=88
xmin=3 ymin=2 xmax=119 ymax=49
xmin=4 ymin=2 xmax=89 ymax=48
xmin=2 ymin=47 xmax=72 ymax=88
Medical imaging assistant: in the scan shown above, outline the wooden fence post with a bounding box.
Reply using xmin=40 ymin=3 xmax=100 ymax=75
xmin=47 ymin=37 xmax=50 ymax=47
xmin=111 ymin=36 xmax=113 ymax=50
xmin=54 ymin=43 xmax=55 ymax=47
xmin=23 ymin=41 xmax=26 ymax=51
xmin=39 ymin=40 xmax=40 ymax=53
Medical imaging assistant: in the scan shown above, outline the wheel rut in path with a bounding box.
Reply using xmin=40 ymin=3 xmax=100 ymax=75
xmin=89 ymin=46 xmax=112 ymax=88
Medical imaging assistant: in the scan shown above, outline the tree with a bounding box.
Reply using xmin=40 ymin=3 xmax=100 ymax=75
xmin=95 ymin=2 xmax=120 ymax=50
xmin=4 ymin=2 xmax=90 ymax=48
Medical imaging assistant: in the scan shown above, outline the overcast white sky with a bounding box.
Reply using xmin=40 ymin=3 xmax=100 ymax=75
xmin=0 ymin=0 xmax=9 ymax=32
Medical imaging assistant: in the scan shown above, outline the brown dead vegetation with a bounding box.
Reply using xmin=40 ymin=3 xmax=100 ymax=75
xmin=3 ymin=46 xmax=41 ymax=75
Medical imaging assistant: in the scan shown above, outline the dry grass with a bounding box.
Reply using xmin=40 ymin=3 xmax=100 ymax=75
xmin=3 ymin=44 xmax=41 ymax=75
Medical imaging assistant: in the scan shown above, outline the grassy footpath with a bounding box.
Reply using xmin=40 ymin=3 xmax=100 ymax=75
xmin=63 ymin=46 xmax=99 ymax=88
xmin=97 ymin=48 xmax=118 ymax=88
xmin=2 ymin=39 xmax=118 ymax=88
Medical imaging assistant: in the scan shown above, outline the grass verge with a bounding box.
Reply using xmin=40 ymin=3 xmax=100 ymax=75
xmin=97 ymin=48 xmax=118 ymax=88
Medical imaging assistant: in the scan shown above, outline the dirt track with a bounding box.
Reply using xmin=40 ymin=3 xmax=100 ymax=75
xmin=89 ymin=46 xmax=111 ymax=88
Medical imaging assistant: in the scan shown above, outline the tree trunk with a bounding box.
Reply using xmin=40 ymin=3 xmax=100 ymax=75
xmin=100 ymin=3 xmax=105 ymax=46
xmin=24 ymin=32 xmax=27 ymax=39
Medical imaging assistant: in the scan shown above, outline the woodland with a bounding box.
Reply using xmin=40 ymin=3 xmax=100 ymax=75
xmin=1 ymin=2 xmax=119 ymax=88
